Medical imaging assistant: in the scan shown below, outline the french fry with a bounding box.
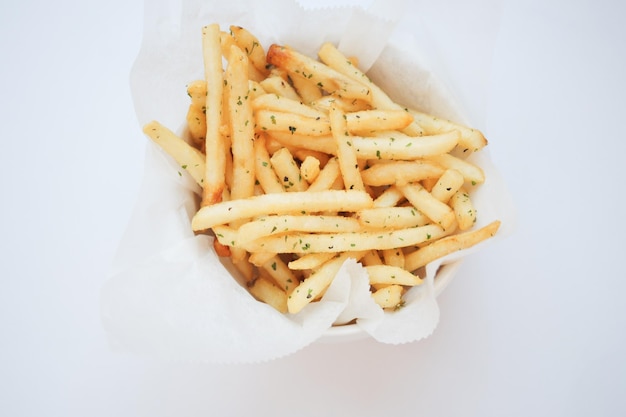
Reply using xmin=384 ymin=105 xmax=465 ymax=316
xmin=232 ymin=251 xmax=255 ymax=281
xmin=287 ymin=251 xmax=366 ymax=314
xmin=236 ymin=214 xmax=362 ymax=244
xmin=267 ymin=44 xmax=372 ymax=102
xmin=221 ymin=30 xmax=266 ymax=82
xmin=398 ymin=183 xmax=456 ymax=230
xmin=267 ymin=131 xmax=336 ymax=155
xmin=226 ymin=44 xmax=256 ymax=201
xmin=360 ymin=160 xmax=444 ymax=187
xmin=270 ymin=147 xmax=309 ymax=192
xmin=255 ymin=110 xmax=331 ymax=136
xmin=409 ymin=110 xmax=488 ymax=153
xmin=248 ymin=276 xmax=288 ymax=313
xmin=229 ymin=25 xmax=269 ymax=77
xmin=317 ymin=42 xmax=424 ymax=136
xmin=361 ymin=250 xmax=383 ymax=266
xmin=288 ymin=252 xmax=336 ymax=270
xmin=346 ymin=110 xmax=414 ymax=134
xmin=381 ymin=248 xmax=405 ymax=269
xmin=449 ymin=188 xmax=477 ymax=230
xmin=254 ymin=134 xmax=285 ymax=194
xmin=191 ymin=190 xmax=374 ymax=231
xmin=365 ymin=265 xmax=421 ymax=286
xmin=372 ymin=185 xmax=405 ymax=208
xmin=248 ymin=250 xmax=278 ymax=267
xmin=352 ymin=131 xmax=459 ymax=161
xmin=248 ymin=80 xmax=267 ymax=98
xmin=259 ymin=75 xmax=301 ymax=101
xmin=290 ymin=71 xmax=324 ymax=104
xmin=292 ymin=149 xmax=330 ymax=166
xmin=201 ymin=24 xmax=227 ymax=205
xmin=213 ymin=238 xmax=232 ymax=257
xmin=329 ymin=106 xmax=365 ymax=191
xmin=430 ymin=169 xmax=465 ymax=203
xmin=259 ymin=255 xmax=300 ymax=294
xmin=234 ymin=224 xmax=447 ymax=254
xmin=300 ymin=155 xmax=321 ymax=183
xmin=185 ymin=80 xmax=207 ymax=148
xmin=142 ymin=121 xmax=206 ymax=187
xmin=427 ymin=153 xmax=485 ymax=185
xmin=310 ymin=95 xmax=372 ymax=113
xmin=404 ymin=220 xmax=501 ymax=272
xmin=357 ymin=206 xmax=431 ymax=230
xmin=307 ymin=157 xmax=341 ymax=191
xmin=371 ymin=285 xmax=404 ymax=309
xmin=252 ymin=94 xmax=326 ymax=119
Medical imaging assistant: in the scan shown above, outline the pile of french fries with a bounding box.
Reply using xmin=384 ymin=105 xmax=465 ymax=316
xmin=143 ymin=23 xmax=501 ymax=316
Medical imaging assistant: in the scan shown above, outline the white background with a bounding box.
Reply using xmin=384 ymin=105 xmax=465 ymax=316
xmin=1 ymin=0 xmax=625 ymax=416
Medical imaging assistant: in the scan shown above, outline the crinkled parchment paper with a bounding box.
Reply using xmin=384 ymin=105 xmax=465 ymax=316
xmin=101 ymin=0 xmax=513 ymax=363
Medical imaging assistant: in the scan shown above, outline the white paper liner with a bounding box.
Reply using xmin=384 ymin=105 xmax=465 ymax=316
xmin=101 ymin=0 xmax=514 ymax=363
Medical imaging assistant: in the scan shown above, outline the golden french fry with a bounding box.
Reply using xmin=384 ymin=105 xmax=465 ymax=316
xmin=361 ymin=160 xmax=444 ymax=187
xmin=287 ymin=251 xmax=366 ymax=314
xmin=404 ymin=220 xmax=501 ymax=271
xmin=229 ymin=25 xmax=269 ymax=77
xmin=371 ymin=285 xmax=404 ymax=309
xmin=248 ymin=80 xmax=266 ymax=98
xmin=317 ymin=42 xmax=423 ymax=136
xmin=357 ymin=206 xmax=431 ymax=230
xmin=252 ymin=94 xmax=326 ymax=119
xmin=255 ymin=110 xmax=331 ymax=136
xmin=372 ymin=185 xmax=405 ymax=208
xmin=226 ymin=44 xmax=256 ymax=200
xmin=259 ymin=75 xmax=301 ymax=101
xmin=185 ymin=80 xmax=207 ymax=148
xmin=201 ymin=24 xmax=227 ymax=205
xmin=427 ymin=153 xmax=485 ymax=185
xmin=292 ymin=149 xmax=330 ymax=166
xmin=382 ymin=248 xmax=405 ymax=269
xmin=142 ymin=121 xmax=206 ymax=187
xmin=449 ymin=188 xmax=477 ymax=230
xmin=430 ymin=169 xmax=465 ymax=203
xmin=259 ymin=255 xmax=300 ymax=294
xmin=236 ymin=214 xmax=362 ymax=244
xmin=366 ymin=265 xmax=421 ymax=286
xmin=409 ymin=110 xmax=488 ymax=153
xmin=232 ymin=250 xmax=255 ymax=281
xmin=346 ymin=110 xmax=414 ymax=134
xmin=290 ymin=72 xmax=324 ymax=104
xmin=310 ymin=96 xmax=372 ymax=113
xmin=192 ymin=190 xmax=374 ymax=231
xmin=306 ymin=157 xmax=341 ymax=191
xmin=352 ymin=131 xmax=459 ymax=161
xmin=300 ymin=156 xmax=321 ymax=183
xmin=398 ymin=183 xmax=456 ymax=230
xmin=270 ymin=147 xmax=309 ymax=192
xmin=288 ymin=252 xmax=336 ymax=270
xmin=267 ymin=131 xmax=336 ymax=155
xmin=235 ymin=224 xmax=446 ymax=254
xmin=329 ymin=106 xmax=365 ymax=191
xmin=248 ymin=251 xmax=278 ymax=267
xmin=361 ymin=250 xmax=383 ymax=266
xmin=248 ymin=276 xmax=288 ymax=313
xmin=254 ymin=134 xmax=285 ymax=194
xmin=267 ymin=44 xmax=371 ymax=102
xmin=221 ymin=30 xmax=265 ymax=82
xmin=212 ymin=238 xmax=231 ymax=257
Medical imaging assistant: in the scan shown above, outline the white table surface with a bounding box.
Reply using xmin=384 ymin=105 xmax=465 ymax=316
xmin=1 ymin=0 xmax=625 ymax=416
